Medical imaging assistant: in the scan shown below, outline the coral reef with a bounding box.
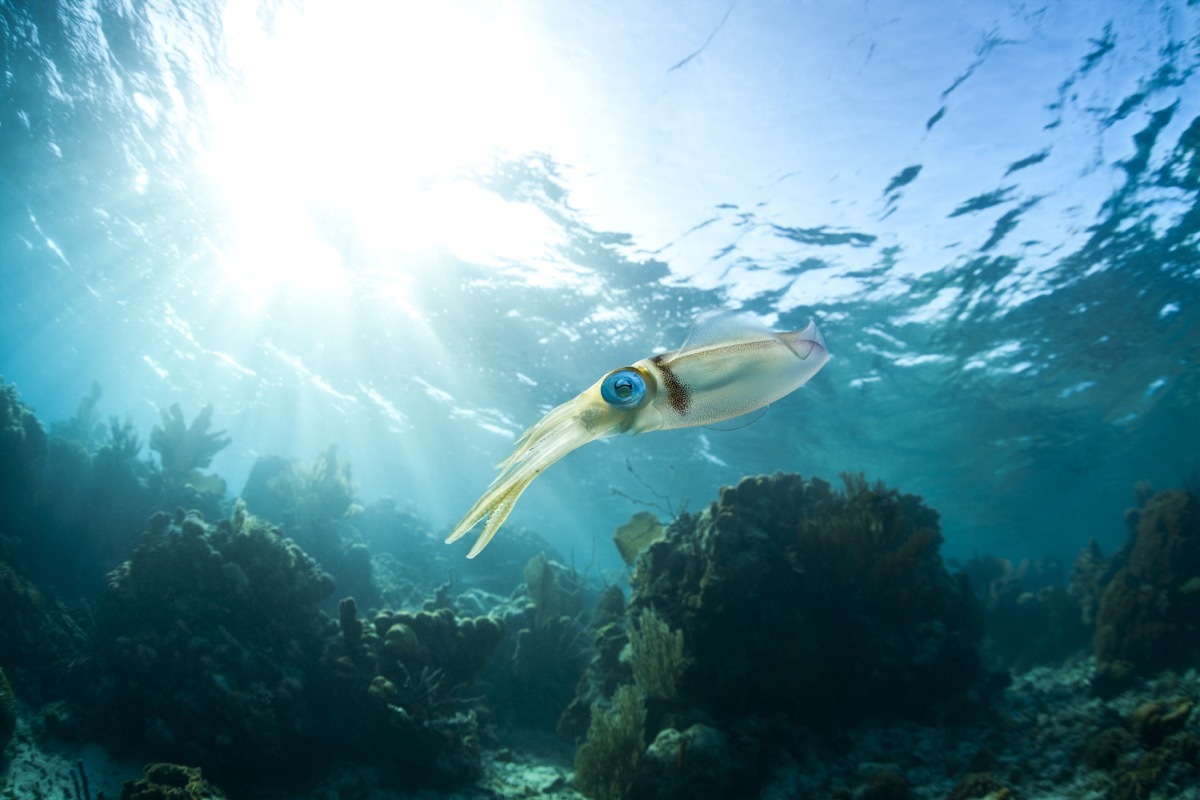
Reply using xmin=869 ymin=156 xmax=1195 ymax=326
xmin=573 ymin=684 xmax=645 ymax=800
xmin=320 ymin=600 xmax=505 ymax=790
xmin=524 ymin=552 xmax=561 ymax=626
xmin=120 ymin=763 xmax=228 ymax=800
xmin=1092 ymin=488 xmax=1200 ymax=696
xmin=0 ymin=379 xmax=48 ymax=540
xmin=240 ymin=448 xmax=375 ymax=607
xmin=149 ymin=404 xmax=230 ymax=496
xmin=37 ymin=415 xmax=162 ymax=593
xmin=559 ymin=472 xmax=989 ymax=799
xmin=85 ymin=507 xmax=335 ymax=777
xmin=242 ymin=447 xmax=359 ymax=534
xmin=1069 ymin=537 xmax=1121 ymax=629
xmin=79 ymin=504 xmax=507 ymax=792
xmin=629 ymin=723 xmax=732 ymax=800
xmin=484 ymin=553 xmax=593 ymax=732
xmin=1082 ymin=694 xmax=1200 ymax=799
xmin=149 ymin=404 xmax=230 ymax=476
xmin=556 ymin=586 xmax=630 ymax=742
xmin=627 ymin=608 xmax=683 ymax=702
xmin=0 ymin=557 xmax=90 ymax=703
xmin=1 ymin=387 xmax=228 ymax=597
xmin=962 ymin=555 xmax=1090 ymax=672
xmin=629 ymin=472 xmax=986 ymax=727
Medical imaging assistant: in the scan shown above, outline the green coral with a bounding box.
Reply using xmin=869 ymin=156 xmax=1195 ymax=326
xmin=574 ymin=684 xmax=646 ymax=800
xmin=628 ymin=608 xmax=684 ymax=701
xmin=149 ymin=404 xmax=231 ymax=490
xmin=119 ymin=763 xmax=227 ymax=800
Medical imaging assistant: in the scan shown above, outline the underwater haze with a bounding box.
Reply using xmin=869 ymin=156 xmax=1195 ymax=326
xmin=2 ymin=0 xmax=1199 ymax=571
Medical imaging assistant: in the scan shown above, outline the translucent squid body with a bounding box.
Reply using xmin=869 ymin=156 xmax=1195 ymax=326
xmin=446 ymin=312 xmax=830 ymax=557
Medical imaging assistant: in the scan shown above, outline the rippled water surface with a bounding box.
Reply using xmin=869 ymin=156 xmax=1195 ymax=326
xmin=2 ymin=0 xmax=1198 ymax=566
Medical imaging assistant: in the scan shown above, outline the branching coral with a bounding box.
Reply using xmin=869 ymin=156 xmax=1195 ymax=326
xmin=574 ymin=684 xmax=646 ymax=800
xmin=264 ymin=445 xmax=359 ymax=530
xmin=50 ymin=380 xmax=104 ymax=448
xmin=628 ymin=608 xmax=683 ymax=701
xmin=101 ymin=416 xmax=143 ymax=464
xmin=149 ymin=404 xmax=230 ymax=487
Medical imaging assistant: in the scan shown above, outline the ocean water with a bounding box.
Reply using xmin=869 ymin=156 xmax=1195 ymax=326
xmin=2 ymin=1 xmax=1200 ymax=797
xmin=6 ymin=1 xmax=1197 ymax=572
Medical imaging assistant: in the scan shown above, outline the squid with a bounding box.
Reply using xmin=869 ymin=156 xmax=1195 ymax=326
xmin=446 ymin=311 xmax=830 ymax=557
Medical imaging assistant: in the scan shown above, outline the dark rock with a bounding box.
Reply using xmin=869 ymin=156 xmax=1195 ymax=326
xmin=630 ymin=724 xmax=731 ymax=800
xmin=1093 ymin=489 xmax=1200 ymax=693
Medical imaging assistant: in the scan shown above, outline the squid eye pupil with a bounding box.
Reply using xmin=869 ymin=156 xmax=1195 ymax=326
xmin=601 ymin=368 xmax=647 ymax=407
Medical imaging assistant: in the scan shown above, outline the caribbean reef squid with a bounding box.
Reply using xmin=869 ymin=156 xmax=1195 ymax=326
xmin=446 ymin=311 xmax=830 ymax=557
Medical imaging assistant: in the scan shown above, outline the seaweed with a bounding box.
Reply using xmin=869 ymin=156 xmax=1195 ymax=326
xmin=573 ymin=684 xmax=646 ymax=800
xmin=628 ymin=608 xmax=683 ymax=702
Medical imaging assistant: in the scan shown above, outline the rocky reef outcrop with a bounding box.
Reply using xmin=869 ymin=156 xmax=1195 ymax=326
xmin=1091 ymin=487 xmax=1200 ymax=697
xmin=80 ymin=505 xmax=503 ymax=791
xmin=630 ymin=472 xmax=985 ymax=725
xmin=570 ymin=472 xmax=990 ymax=800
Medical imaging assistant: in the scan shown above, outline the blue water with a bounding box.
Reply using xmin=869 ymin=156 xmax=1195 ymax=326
xmin=1 ymin=0 xmax=1197 ymax=572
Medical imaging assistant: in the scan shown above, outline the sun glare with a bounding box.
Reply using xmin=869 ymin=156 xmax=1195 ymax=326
xmin=202 ymin=0 xmax=566 ymax=304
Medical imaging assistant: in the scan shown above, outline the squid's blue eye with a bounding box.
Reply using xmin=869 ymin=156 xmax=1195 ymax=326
xmin=600 ymin=368 xmax=647 ymax=407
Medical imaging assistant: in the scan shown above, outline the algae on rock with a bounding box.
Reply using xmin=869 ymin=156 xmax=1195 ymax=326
xmin=628 ymin=608 xmax=683 ymax=701
xmin=574 ymin=684 xmax=646 ymax=800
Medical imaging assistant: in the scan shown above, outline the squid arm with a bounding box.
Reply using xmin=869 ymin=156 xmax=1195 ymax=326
xmin=446 ymin=311 xmax=830 ymax=557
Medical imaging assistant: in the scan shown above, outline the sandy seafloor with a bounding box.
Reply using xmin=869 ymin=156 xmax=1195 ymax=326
xmin=4 ymin=656 xmax=1198 ymax=799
